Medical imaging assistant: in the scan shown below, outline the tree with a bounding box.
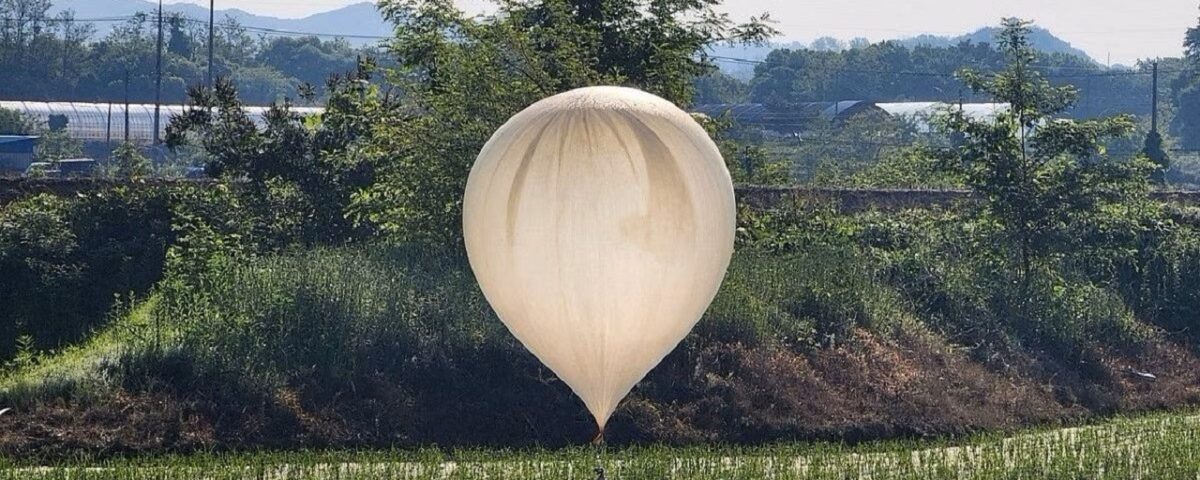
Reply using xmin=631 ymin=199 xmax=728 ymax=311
xmin=0 ymin=107 xmax=33 ymax=134
xmin=257 ymin=37 xmax=357 ymax=93
xmin=167 ymin=64 xmax=383 ymax=244
xmin=34 ymin=129 xmax=83 ymax=163
xmin=810 ymin=37 xmax=845 ymax=52
xmin=1143 ymin=129 xmax=1170 ymax=183
xmin=111 ymin=141 xmax=151 ymax=179
xmin=937 ymin=18 xmax=1152 ymax=283
xmin=352 ymin=0 xmax=776 ymax=245
xmin=1176 ymin=10 xmax=1200 ymax=148
xmin=693 ymin=71 xmax=749 ymax=105
xmin=166 ymin=14 xmax=193 ymax=58
xmin=1179 ymin=85 xmax=1200 ymax=149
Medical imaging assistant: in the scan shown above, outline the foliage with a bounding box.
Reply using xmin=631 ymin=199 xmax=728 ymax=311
xmin=110 ymin=142 xmax=152 ymax=179
xmin=801 ymin=113 xmax=919 ymax=182
xmin=0 ymin=191 xmax=171 ymax=357
xmin=166 ymin=66 xmax=382 ymax=245
xmin=935 ymin=18 xmax=1153 ymax=282
xmin=748 ymin=36 xmax=1147 ymax=119
xmin=1176 ymin=83 xmax=1200 ymax=149
xmin=1173 ymin=12 xmax=1200 ymax=150
xmin=693 ymin=71 xmax=750 ymax=105
xmin=32 ymin=128 xmax=83 ymax=163
xmin=841 ymin=147 xmax=964 ymax=188
xmin=0 ymin=107 xmax=33 ymax=135
xmin=698 ymin=116 xmax=791 ymax=185
xmin=1142 ymin=129 xmax=1169 ymax=183
xmin=351 ymin=0 xmax=775 ymax=245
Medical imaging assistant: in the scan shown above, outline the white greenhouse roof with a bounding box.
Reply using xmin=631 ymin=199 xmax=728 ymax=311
xmin=875 ymin=102 xmax=1009 ymax=131
xmin=0 ymin=101 xmax=324 ymax=143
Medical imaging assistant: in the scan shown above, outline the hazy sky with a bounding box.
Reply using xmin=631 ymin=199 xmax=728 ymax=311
xmin=169 ymin=0 xmax=1197 ymax=65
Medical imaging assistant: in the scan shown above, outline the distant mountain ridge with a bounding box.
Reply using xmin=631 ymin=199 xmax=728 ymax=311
xmin=49 ymin=0 xmax=392 ymax=46
xmin=710 ymin=26 xmax=1097 ymax=80
xmin=898 ymin=26 xmax=1095 ymax=63
xmin=47 ymin=3 xmax=1095 ymax=70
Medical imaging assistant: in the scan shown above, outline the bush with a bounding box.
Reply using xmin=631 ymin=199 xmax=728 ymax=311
xmin=0 ymin=192 xmax=169 ymax=357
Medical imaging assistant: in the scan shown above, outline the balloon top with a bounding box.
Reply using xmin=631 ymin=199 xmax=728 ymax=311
xmin=522 ymin=86 xmax=693 ymax=122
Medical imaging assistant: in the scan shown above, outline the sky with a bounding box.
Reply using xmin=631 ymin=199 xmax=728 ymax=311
xmin=167 ymin=0 xmax=1197 ymax=65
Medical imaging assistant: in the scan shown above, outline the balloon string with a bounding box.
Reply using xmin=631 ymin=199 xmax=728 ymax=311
xmin=592 ymin=428 xmax=607 ymax=480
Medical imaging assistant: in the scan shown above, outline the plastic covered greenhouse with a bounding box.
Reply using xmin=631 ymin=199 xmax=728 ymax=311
xmin=0 ymin=101 xmax=324 ymax=143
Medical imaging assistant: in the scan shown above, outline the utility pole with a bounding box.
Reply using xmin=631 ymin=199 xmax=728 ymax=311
xmin=1151 ymin=61 xmax=1159 ymax=134
xmin=106 ymin=103 xmax=113 ymax=146
xmin=124 ymin=68 xmax=131 ymax=143
xmin=154 ymin=0 xmax=163 ymax=144
xmin=207 ymin=0 xmax=215 ymax=89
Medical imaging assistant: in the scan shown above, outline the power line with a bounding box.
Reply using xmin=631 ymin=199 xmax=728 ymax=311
xmin=0 ymin=16 xmax=139 ymax=23
xmin=1 ymin=15 xmax=390 ymax=40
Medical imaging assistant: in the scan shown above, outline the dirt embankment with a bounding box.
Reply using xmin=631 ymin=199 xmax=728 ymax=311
xmin=3 ymin=327 xmax=1197 ymax=460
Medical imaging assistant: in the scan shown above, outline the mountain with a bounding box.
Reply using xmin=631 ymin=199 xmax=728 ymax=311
xmin=898 ymin=26 xmax=1095 ymax=62
xmin=49 ymin=0 xmax=391 ymax=46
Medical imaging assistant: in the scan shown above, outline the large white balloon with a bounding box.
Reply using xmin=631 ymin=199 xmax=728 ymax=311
xmin=463 ymin=86 xmax=735 ymax=430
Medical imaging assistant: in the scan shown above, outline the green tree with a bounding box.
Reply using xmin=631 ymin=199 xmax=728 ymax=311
xmin=167 ymin=65 xmax=383 ymax=245
xmin=256 ymin=36 xmax=357 ymax=94
xmin=34 ymin=129 xmax=83 ymax=163
xmin=166 ymin=14 xmax=193 ymax=58
xmin=353 ymin=0 xmax=775 ymax=245
xmin=0 ymin=107 xmax=33 ymax=134
xmin=1175 ymin=10 xmax=1200 ymax=148
xmin=1143 ymin=129 xmax=1170 ymax=183
xmin=1177 ymin=83 xmax=1200 ymax=149
xmin=938 ymin=18 xmax=1153 ymax=283
xmin=693 ymin=71 xmax=750 ymax=105
xmin=111 ymin=141 xmax=151 ymax=179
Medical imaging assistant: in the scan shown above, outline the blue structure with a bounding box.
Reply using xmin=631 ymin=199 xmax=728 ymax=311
xmin=0 ymin=135 xmax=38 ymax=173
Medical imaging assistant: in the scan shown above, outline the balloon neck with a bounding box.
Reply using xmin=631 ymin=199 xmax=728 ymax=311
xmin=592 ymin=427 xmax=607 ymax=480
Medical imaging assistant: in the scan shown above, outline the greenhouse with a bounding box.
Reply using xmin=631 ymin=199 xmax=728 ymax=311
xmin=0 ymin=101 xmax=324 ymax=144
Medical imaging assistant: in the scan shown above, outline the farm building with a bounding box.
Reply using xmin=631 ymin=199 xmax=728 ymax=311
xmin=692 ymin=101 xmax=885 ymax=132
xmin=0 ymin=101 xmax=324 ymax=144
xmin=875 ymin=102 xmax=1009 ymax=132
xmin=0 ymin=135 xmax=38 ymax=172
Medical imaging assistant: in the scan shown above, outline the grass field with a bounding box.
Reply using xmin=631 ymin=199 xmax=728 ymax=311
xmin=3 ymin=410 xmax=1197 ymax=479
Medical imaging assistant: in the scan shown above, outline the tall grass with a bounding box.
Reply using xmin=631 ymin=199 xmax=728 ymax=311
xmin=0 ymin=296 xmax=161 ymax=408
xmin=3 ymin=410 xmax=1197 ymax=479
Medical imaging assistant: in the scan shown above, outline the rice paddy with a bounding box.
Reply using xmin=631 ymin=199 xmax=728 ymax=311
xmin=4 ymin=410 xmax=1198 ymax=479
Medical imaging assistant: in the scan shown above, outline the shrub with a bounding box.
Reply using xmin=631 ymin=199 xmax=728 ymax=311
xmin=0 ymin=189 xmax=173 ymax=358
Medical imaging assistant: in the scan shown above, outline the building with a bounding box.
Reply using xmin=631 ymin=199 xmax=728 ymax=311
xmin=692 ymin=101 xmax=885 ymax=133
xmin=874 ymin=102 xmax=1009 ymax=133
xmin=0 ymin=135 xmax=38 ymax=173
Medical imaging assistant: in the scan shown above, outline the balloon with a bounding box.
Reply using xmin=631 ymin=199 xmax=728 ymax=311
xmin=463 ymin=86 xmax=735 ymax=430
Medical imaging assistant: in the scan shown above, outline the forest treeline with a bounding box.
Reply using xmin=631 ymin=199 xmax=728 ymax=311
xmin=698 ymin=41 xmax=1158 ymax=120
